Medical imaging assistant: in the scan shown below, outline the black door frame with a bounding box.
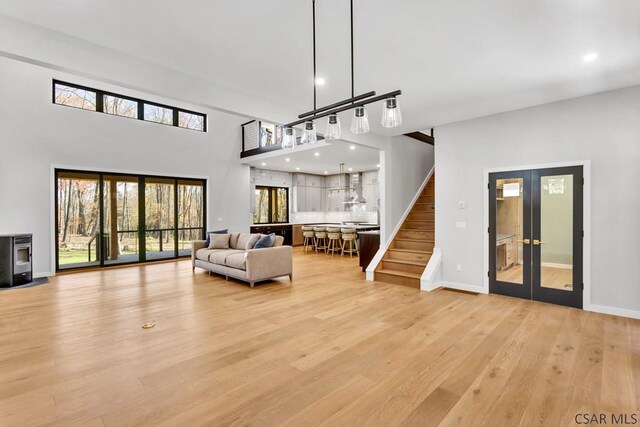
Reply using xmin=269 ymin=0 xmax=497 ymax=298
xmin=488 ymin=166 xmax=584 ymax=309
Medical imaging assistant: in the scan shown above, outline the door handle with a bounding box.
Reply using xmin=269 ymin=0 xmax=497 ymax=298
xmin=516 ymin=238 xmax=530 ymax=244
xmin=533 ymin=239 xmax=547 ymax=245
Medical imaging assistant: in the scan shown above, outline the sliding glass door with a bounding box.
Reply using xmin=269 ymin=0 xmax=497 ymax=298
xmin=55 ymin=169 xmax=206 ymax=271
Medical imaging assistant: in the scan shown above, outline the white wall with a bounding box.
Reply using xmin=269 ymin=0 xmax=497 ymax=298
xmin=380 ymin=135 xmax=435 ymax=244
xmin=0 ymin=57 xmax=250 ymax=276
xmin=435 ymin=85 xmax=640 ymax=315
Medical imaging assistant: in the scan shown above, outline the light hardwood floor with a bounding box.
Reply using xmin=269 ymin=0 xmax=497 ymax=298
xmin=1 ymin=249 xmax=638 ymax=426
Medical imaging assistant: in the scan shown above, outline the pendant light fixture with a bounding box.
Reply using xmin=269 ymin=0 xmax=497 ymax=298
xmin=300 ymin=120 xmax=317 ymax=145
xmin=350 ymin=106 xmax=369 ymax=134
xmin=381 ymin=96 xmax=402 ymax=128
xmin=325 ymin=114 xmax=342 ymax=140
xmin=282 ymin=126 xmax=296 ymax=149
xmin=283 ymin=0 xmax=403 ymax=136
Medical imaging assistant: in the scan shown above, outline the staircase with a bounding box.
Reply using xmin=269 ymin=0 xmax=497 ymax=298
xmin=374 ymin=174 xmax=435 ymax=288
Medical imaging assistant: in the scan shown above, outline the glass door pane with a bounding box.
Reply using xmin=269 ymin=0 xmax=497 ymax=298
xmin=103 ymin=175 xmax=139 ymax=266
xmin=254 ymin=187 xmax=269 ymax=223
xmin=56 ymin=172 xmax=101 ymax=270
xmin=495 ymin=178 xmax=525 ymax=285
xmin=539 ymin=175 xmax=574 ymax=290
xmin=145 ymin=178 xmax=176 ymax=260
xmin=178 ymin=180 xmax=204 ymax=256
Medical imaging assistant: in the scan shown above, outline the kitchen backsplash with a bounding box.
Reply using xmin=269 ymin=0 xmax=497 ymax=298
xmin=291 ymin=211 xmax=377 ymax=224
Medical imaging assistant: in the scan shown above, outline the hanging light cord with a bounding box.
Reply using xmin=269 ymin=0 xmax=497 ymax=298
xmin=351 ymin=0 xmax=355 ymax=100
xmin=313 ymin=0 xmax=317 ymax=111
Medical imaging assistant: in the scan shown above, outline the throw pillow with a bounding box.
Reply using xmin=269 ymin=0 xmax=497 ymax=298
xmin=205 ymin=229 xmax=228 ymax=247
xmin=208 ymin=233 xmax=231 ymax=249
xmin=254 ymin=233 xmax=276 ymax=249
xmin=237 ymin=233 xmax=261 ymax=250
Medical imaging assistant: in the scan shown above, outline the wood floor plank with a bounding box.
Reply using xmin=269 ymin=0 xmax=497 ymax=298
xmin=0 ymin=248 xmax=638 ymax=426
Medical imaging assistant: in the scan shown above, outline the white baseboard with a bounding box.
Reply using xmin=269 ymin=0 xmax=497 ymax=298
xmin=34 ymin=271 xmax=54 ymax=279
xmin=586 ymin=304 xmax=640 ymax=320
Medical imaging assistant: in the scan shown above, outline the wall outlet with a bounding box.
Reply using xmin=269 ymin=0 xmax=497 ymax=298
xmin=456 ymin=264 xmax=462 ymax=272
xmin=456 ymin=221 xmax=466 ymax=229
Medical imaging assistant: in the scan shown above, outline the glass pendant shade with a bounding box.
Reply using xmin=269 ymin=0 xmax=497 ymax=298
xmin=300 ymin=120 xmax=317 ymax=145
xmin=282 ymin=126 xmax=296 ymax=150
xmin=350 ymin=106 xmax=370 ymax=134
xmin=381 ymin=96 xmax=403 ymax=128
xmin=325 ymin=114 xmax=342 ymax=140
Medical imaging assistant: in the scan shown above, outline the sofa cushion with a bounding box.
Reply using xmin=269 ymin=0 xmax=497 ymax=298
xmin=208 ymin=249 xmax=244 ymax=265
xmin=225 ymin=252 xmax=248 ymax=270
xmin=208 ymin=233 xmax=231 ymax=249
xmin=237 ymin=233 xmax=261 ymax=250
xmin=205 ymin=229 xmax=228 ymax=247
xmin=229 ymin=232 xmax=241 ymax=249
xmin=195 ymin=248 xmax=215 ymax=261
xmin=254 ymin=233 xmax=276 ymax=249
xmin=273 ymin=235 xmax=284 ymax=247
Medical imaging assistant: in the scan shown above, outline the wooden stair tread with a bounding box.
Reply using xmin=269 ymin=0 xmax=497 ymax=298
xmin=382 ymin=258 xmax=427 ymax=267
xmin=388 ymin=248 xmax=432 ymax=254
xmin=395 ymin=238 xmax=435 ymax=243
xmin=375 ymin=269 xmax=422 ymax=279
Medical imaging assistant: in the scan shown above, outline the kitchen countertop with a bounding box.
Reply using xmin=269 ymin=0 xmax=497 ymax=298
xmin=252 ymin=223 xmax=380 ymax=229
xmin=358 ymin=230 xmax=380 ymax=235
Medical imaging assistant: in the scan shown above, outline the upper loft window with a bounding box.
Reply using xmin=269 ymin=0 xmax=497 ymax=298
xmin=104 ymin=94 xmax=138 ymax=119
xmin=179 ymin=111 xmax=205 ymax=131
xmin=144 ymin=104 xmax=173 ymax=125
xmin=52 ymin=80 xmax=206 ymax=132
xmin=54 ymin=83 xmax=96 ymax=111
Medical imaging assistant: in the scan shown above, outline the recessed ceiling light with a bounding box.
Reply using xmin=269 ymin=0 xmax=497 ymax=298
xmin=285 ymin=158 xmax=290 ymax=162
xmin=315 ymin=77 xmax=326 ymax=86
xmin=296 ymin=167 xmax=300 ymax=170
xmin=350 ymin=145 xmax=356 ymax=150
xmin=348 ymin=167 xmax=353 ymax=171
xmin=324 ymin=171 xmax=328 ymax=174
xmin=583 ymin=52 xmax=598 ymax=63
xmin=314 ymin=152 xmax=320 ymax=157
xmin=261 ymin=162 xmax=266 ymax=166
xmin=376 ymin=164 xmax=380 ymax=168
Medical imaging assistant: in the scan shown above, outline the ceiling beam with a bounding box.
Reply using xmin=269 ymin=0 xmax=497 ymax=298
xmin=404 ymin=130 xmax=434 ymax=145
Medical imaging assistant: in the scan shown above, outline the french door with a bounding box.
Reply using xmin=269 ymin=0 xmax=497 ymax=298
xmin=55 ymin=169 xmax=206 ymax=271
xmin=489 ymin=166 xmax=583 ymax=308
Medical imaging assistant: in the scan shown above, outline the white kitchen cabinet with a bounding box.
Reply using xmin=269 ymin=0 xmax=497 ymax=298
xmin=293 ymin=186 xmax=306 ymax=212
xmin=305 ymin=186 xmax=323 ymax=212
xmin=306 ymin=175 xmax=323 ymax=188
xmin=293 ymin=173 xmax=306 ymax=186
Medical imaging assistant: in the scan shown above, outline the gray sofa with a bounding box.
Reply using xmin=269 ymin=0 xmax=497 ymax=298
xmin=191 ymin=232 xmax=292 ymax=288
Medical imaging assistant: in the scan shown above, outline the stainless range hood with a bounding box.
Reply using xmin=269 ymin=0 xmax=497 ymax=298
xmin=342 ymin=172 xmax=367 ymax=205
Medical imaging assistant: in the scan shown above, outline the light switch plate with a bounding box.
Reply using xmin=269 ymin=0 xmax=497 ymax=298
xmin=456 ymin=264 xmax=462 ymax=272
xmin=456 ymin=221 xmax=467 ymax=229
xmin=458 ymin=201 xmax=466 ymax=209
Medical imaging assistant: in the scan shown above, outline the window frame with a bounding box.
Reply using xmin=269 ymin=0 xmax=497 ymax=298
xmin=253 ymin=185 xmax=289 ymax=224
xmin=52 ymin=80 xmax=207 ymax=132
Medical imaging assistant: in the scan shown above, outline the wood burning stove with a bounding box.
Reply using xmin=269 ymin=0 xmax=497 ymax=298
xmin=0 ymin=234 xmax=33 ymax=287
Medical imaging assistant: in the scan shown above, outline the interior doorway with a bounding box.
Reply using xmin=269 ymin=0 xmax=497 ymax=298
xmin=488 ymin=166 xmax=583 ymax=308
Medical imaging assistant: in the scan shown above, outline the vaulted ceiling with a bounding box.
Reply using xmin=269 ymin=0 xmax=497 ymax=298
xmin=1 ymin=0 xmax=639 ymax=134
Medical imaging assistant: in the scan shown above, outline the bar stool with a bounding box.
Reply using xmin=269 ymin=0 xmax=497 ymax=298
xmin=326 ymin=227 xmax=342 ymax=256
xmin=314 ymin=227 xmax=328 ymax=254
xmin=302 ymin=226 xmax=316 ymax=253
xmin=341 ymin=228 xmax=359 ymax=257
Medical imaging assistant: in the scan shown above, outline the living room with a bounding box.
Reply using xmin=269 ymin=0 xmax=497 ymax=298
xmin=1 ymin=1 xmax=639 ymax=425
